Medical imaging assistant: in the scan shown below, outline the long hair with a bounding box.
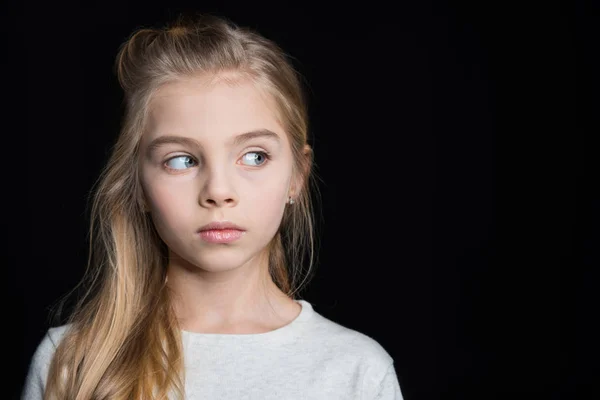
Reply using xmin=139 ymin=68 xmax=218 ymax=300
xmin=44 ymin=13 xmax=319 ymax=399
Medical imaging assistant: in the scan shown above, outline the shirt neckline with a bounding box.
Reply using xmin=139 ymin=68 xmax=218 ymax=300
xmin=180 ymin=299 xmax=314 ymax=345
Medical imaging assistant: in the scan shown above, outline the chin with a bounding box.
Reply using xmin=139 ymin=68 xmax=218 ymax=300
xmin=188 ymin=249 xmax=264 ymax=273
xmin=167 ymin=238 xmax=271 ymax=273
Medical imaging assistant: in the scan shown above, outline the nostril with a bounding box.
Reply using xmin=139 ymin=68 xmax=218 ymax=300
xmin=203 ymin=198 xmax=235 ymax=206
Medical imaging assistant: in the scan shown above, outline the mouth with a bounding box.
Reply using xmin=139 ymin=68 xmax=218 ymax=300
xmin=199 ymin=221 xmax=245 ymax=231
xmin=198 ymin=221 xmax=246 ymax=244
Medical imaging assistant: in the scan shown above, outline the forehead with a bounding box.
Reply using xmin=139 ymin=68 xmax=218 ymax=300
xmin=143 ymin=75 xmax=286 ymax=145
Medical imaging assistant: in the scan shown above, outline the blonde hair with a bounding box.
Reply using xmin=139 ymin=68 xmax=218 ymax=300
xmin=45 ymin=13 xmax=319 ymax=399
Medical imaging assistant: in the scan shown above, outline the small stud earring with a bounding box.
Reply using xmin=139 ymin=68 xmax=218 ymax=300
xmin=288 ymin=196 xmax=294 ymax=205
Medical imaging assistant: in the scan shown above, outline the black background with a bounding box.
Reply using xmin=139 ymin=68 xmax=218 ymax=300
xmin=9 ymin=0 xmax=598 ymax=398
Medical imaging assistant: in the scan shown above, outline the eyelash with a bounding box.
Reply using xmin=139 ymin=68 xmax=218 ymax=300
xmin=164 ymin=151 xmax=271 ymax=172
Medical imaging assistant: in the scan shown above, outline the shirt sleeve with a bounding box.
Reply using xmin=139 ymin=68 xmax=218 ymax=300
xmin=21 ymin=331 xmax=58 ymax=400
xmin=373 ymin=363 xmax=404 ymax=400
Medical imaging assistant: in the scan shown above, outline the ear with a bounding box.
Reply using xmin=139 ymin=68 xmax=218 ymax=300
xmin=290 ymin=144 xmax=312 ymax=197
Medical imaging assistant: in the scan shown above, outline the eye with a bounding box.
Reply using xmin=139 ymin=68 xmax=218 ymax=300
xmin=165 ymin=155 xmax=197 ymax=170
xmin=240 ymin=151 xmax=269 ymax=166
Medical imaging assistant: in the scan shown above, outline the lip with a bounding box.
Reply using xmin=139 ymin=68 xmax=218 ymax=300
xmin=197 ymin=221 xmax=246 ymax=244
xmin=199 ymin=229 xmax=245 ymax=243
xmin=198 ymin=221 xmax=245 ymax=232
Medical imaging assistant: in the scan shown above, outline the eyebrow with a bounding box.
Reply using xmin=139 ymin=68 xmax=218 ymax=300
xmin=146 ymin=129 xmax=281 ymax=155
xmin=232 ymin=129 xmax=281 ymax=147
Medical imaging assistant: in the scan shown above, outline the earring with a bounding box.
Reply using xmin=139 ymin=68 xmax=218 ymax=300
xmin=288 ymin=196 xmax=295 ymax=205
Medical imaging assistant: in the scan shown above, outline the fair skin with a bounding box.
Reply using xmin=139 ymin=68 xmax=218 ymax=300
xmin=139 ymin=73 xmax=303 ymax=334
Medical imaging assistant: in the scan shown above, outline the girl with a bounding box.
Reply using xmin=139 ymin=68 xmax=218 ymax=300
xmin=22 ymin=13 xmax=403 ymax=400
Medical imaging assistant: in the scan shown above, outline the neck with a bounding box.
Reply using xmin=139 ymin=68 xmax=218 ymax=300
xmin=166 ymin=250 xmax=299 ymax=334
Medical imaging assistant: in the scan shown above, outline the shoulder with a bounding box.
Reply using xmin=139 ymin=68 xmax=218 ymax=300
xmin=306 ymin=304 xmax=393 ymax=365
xmin=45 ymin=324 xmax=71 ymax=347
xmin=22 ymin=325 xmax=71 ymax=399
xmin=301 ymin=303 xmax=404 ymax=398
xmin=301 ymin=302 xmax=395 ymax=376
xmin=31 ymin=324 xmax=70 ymax=364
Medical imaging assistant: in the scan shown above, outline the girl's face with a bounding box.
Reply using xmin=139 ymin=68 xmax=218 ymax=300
xmin=139 ymin=75 xmax=297 ymax=273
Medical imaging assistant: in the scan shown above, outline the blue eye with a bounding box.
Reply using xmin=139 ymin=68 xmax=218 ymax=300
xmin=166 ymin=155 xmax=197 ymax=170
xmin=240 ymin=152 xmax=268 ymax=166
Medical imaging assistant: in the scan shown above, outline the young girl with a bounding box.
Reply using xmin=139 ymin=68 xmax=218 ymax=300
xmin=23 ymin=13 xmax=403 ymax=400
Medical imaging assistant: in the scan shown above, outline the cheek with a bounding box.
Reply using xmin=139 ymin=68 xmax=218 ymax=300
xmin=243 ymin=168 xmax=290 ymax=205
xmin=144 ymin=179 xmax=197 ymax=225
xmin=242 ymin=172 xmax=290 ymax=229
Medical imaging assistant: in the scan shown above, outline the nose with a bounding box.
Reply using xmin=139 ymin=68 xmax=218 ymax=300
xmin=198 ymin=164 xmax=238 ymax=208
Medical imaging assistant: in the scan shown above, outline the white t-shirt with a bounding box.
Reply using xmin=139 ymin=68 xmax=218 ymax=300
xmin=22 ymin=299 xmax=403 ymax=399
